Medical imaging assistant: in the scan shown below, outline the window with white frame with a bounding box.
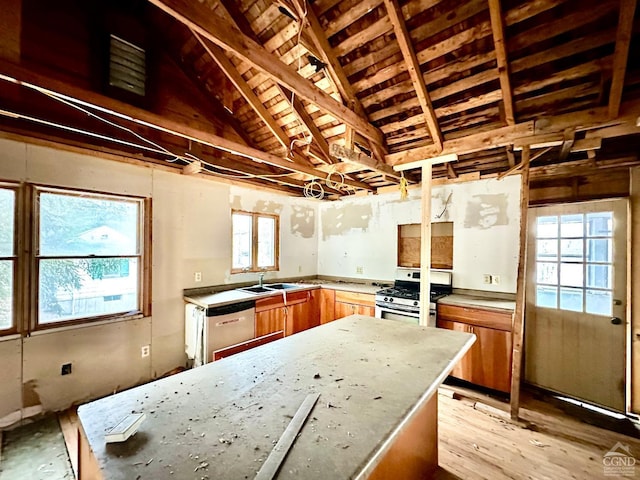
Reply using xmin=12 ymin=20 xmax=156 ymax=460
xmin=0 ymin=185 xmax=16 ymax=332
xmin=36 ymin=188 xmax=145 ymax=325
xmin=231 ymin=211 xmax=279 ymax=273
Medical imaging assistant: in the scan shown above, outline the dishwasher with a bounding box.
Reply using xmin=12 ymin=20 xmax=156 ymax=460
xmin=185 ymin=300 xmax=255 ymax=366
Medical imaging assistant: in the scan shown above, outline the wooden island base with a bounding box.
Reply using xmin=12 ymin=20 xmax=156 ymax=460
xmin=76 ymin=316 xmax=473 ymax=480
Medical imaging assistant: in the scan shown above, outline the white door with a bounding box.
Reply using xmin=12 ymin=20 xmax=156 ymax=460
xmin=525 ymin=199 xmax=628 ymax=412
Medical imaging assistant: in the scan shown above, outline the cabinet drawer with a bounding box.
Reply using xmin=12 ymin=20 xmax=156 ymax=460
xmin=334 ymin=290 xmax=375 ymax=307
xmin=437 ymin=304 xmax=512 ymax=331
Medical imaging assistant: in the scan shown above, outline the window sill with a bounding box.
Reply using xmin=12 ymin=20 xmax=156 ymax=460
xmin=0 ymin=333 xmax=21 ymax=343
xmin=29 ymin=313 xmax=146 ymax=336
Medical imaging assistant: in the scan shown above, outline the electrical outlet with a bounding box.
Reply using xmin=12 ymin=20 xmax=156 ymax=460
xmin=141 ymin=345 xmax=150 ymax=358
xmin=483 ymin=274 xmax=491 ymax=284
xmin=61 ymin=363 xmax=72 ymax=375
xmin=492 ymin=275 xmax=501 ymax=285
xmin=356 ymin=266 xmax=364 ymax=274
xmin=194 ymin=272 xmax=202 ymax=282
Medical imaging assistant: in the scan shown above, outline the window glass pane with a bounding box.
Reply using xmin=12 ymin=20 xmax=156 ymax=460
xmin=232 ymin=214 xmax=252 ymax=269
xmin=586 ymin=289 xmax=612 ymax=316
xmin=560 ymin=287 xmax=583 ymax=312
xmin=586 ymin=238 xmax=612 ymax=263
xmin=0 ymin=189 xmax=15 ymax=257
xmin=257 ymin=216 xmax=275 ymax=268
xmin=587 ymin=212 xmax=612 ymax=237
xmin=536 ymin=285 xmax=557 ymax=308
xmin=560 ymin=214 xmax=583 ymax=238
xmin=39 ymin=192 xmax=139 ymax=256
xmin=0 ymin=260 xmax=12 ymax=329
xmin=537 ymin=216 xmax=558 ymax=238
xmin=560 ymin=238 xmax=583 ymax=262
xmin=537 ymin=262 xmax=557 ymax=285
xmin=39 ymin=258 xmax=138 ymax=324
xmin=560 ymin=263 xmax=583 ymax=287
xmin=536 ymin=239 xmax=557 ymax=261
xmin=586 ymin=264 xmax=612 ymax=289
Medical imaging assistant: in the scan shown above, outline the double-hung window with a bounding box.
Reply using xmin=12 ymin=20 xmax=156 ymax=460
xmin=0 ymin=184 xmax=17 ymax=333
xmin=36 ymin=187 xmax=145 ymax=326
xmin=231 ymin=211 xmax=279 ymax=273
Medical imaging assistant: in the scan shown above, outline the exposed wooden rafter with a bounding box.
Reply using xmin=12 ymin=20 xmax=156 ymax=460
xmin=0 ymin=62 xmax=374 ymax=191
xmin=383 ymin=0 xmax=443 ymax=150
xmin=216 ymin=0 xmax=334 ymax=165
xmin=147 ymin=0 xmax=385 ymax=147
xmin=488 ymin=0 xmax=516 ymax=125
xmin=608 ymin=0 xmax=638 ymax=118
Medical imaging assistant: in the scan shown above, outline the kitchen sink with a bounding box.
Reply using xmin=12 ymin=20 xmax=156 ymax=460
xmin=239 ymin=286 xmax=273 ymax=294
xmin=265 ymin=283 xmax=298 ymax=290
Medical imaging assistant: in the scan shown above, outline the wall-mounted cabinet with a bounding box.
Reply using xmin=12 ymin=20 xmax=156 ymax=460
xmin=398 ymin=223 xmax=453 ymax=269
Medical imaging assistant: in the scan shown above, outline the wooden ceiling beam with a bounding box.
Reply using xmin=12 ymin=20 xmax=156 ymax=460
xmin=388 ymin=100 xmax=640 ymax=166
xmin=383 ymin=0 xmax=443 ymax=151
xmin=558 ymin=129 xmax=575 ymax=161
xmin=148 ymin=0 xmax=384 ymax=147
xmin=488 ymin=0 xmax=515 ymax=125
xmin=608 ymin=0 xmax=637 ymax=118
xmin=0 ymin=61 xmax=374 ymax=192
xmin=216 ymin=0 xmax=333 ymax=165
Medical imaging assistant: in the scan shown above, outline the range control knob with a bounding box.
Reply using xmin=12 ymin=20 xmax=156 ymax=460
xmin=413 ymin=301 xmax=419 ymax=306
xmin=389 ymin=298 xmax=394 ymax=303
xmin=383 ymin=297 xmax=389 ymax=302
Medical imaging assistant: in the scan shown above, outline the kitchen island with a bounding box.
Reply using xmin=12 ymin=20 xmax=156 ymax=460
xmin=77 ymin=315 xmax=475 ymax=479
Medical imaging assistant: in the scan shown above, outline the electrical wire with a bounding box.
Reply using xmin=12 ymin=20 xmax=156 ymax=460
xmin=303 ymin=180 xmax=324 ymax=199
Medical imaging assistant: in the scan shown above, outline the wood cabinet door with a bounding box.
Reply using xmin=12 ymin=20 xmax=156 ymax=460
xmin=437 ymin=319 xmax=474 ymax=382
xmin=255 ymin=307 xmax=285 ymax=337
xmin=320 ymin=288 xmax=336 ymax=324
xmin=355 ymin=304 xmax=375 ymax=316
xmin=471 ymin=325 xmax=512 ymax=393
xmin=334 ymin=301 xmax=357 ymax=319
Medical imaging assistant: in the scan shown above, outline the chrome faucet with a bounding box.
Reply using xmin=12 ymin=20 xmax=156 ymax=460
xmin=258 ymin=272 xmax=265 ymax=287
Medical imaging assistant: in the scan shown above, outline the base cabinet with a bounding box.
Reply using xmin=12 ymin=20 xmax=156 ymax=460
xmin=255 ymin=289 xmax=320 ymax=338
xmin=333 ymin=290 xmax=375 ymax=320
xmin=437 ymin=304 xmax=513 ymax=393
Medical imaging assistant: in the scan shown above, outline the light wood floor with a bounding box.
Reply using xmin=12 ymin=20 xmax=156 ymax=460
xmin=58 ymin=391 xmax=640 ymax=480
xmin=436 ymin=391 xmax=640 ymax=479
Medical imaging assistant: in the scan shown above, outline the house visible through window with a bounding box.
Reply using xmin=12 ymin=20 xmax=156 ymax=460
xmin=37 ymin=188 xmax=144 ymax=325
xmin=0 ymin=186 xmax=16 ymax=331
xmin=231 ymin=211 xmax=279 ymax=273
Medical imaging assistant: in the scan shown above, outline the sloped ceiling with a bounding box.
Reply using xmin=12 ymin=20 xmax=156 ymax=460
xmin=0 ymin=0 xmax=639 ymax=197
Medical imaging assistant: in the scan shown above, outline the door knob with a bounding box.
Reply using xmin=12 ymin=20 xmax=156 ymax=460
xmin=611 ymin=317 xmax=622 ymax=325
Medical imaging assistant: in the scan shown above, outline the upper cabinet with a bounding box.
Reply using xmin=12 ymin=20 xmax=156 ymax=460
xmin=398 ymin=222 xmax=453 ymax=269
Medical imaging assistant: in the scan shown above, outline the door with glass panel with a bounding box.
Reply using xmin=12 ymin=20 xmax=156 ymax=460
xmin=525 ymin=199 xmax=627 ymax=412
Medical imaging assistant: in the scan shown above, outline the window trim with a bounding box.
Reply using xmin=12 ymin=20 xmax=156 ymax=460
xmin=0 ymin=182 xmax=20 ymax=335
xmin=231 ymin=210 xmax=279 ymax=274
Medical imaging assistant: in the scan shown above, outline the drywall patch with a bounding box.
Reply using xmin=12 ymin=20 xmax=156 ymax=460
xmin=230 ymin=195 xmax=242 ymax=211
xmin=321 ymin=203 xmax=372 ymax=240
xmin=255 ymin=200 xmax=283 ymax=215
xmin=291 ymin=206 xmax=315 ymax=238
xmin=464 ymin=194 xmax=508 ymax=229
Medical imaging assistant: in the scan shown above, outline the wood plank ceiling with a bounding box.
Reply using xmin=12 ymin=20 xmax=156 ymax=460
xmin=1 ymin=0 xmax=640 ymax=198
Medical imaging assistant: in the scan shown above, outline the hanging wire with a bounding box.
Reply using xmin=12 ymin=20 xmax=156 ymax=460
xmin=325 ymin=166 xmax=347 ymax=191
xmin=303 ymin=180 xmax=324 ymax=199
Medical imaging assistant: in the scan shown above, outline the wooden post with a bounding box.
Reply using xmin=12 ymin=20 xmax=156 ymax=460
xmin=420 ymin=162 xmax=432 ymax=327
xmin=510 ymin=146 xmax=530 ymax=420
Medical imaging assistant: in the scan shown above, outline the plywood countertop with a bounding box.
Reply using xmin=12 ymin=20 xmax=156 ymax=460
xmin=77 ymin=316 xmax=474 ymax=480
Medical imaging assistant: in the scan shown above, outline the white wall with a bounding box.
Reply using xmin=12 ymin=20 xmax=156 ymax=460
xmin=318 ymin=176 xmax=522 ymax=293
xmin=0 ymin=138 xmax=319 ymax=425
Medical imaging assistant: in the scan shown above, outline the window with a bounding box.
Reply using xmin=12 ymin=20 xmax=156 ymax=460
xmin=534 ymin=212 xmax=614 ymax=315
xmin=0 ymin=185 xmax=16 ymax=332
xmin=36 ymin=188 xmax=145 ymax=325
xmin=231 ymin=211 xmax=279 ymax=273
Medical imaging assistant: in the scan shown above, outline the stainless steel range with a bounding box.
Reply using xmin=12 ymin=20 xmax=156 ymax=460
xmin=375 ymin=268 xmax=452 ymax=326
